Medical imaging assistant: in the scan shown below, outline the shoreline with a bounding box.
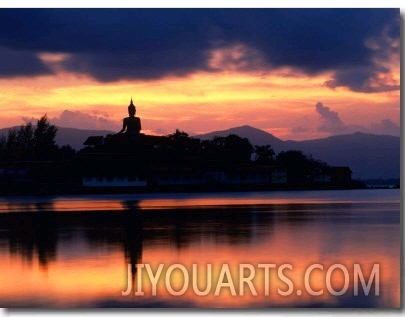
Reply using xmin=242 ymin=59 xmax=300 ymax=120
xmin=0 ymin=183 xmax=398 ymax=198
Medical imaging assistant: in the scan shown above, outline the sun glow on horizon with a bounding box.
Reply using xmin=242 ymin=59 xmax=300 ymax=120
xmin=0 ymin=62 xmax=399 ymax=140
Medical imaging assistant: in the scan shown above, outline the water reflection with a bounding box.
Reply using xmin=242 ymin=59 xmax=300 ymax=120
xmin=0 ymin=190 xmax=400 ymax=308
xmin=1 ymin=202 xmax=57 ymax=268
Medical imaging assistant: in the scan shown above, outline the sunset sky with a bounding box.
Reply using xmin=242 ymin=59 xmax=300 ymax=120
xmin=0 ymin=8 xmax=400 ymax=140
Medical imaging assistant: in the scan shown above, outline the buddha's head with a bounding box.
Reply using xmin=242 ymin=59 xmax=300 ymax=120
xmin=128 ymin=98 xmax=136 ymax=116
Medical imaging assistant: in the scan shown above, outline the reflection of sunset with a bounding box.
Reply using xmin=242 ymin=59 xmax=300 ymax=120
xmin=0 ymin=200 xmax=399 ymax=307
xmin=0 ymin=241 xmax=398 ymax=307
xmin=0 ymin=250 xmax=126 ymax=307
xmin=1 ymin=192 xmax=396 ymax=213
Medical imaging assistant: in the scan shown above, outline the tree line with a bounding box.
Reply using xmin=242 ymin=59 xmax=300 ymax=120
xmin=163 ymin=129 xmax=331 ymax=184
xmin=0 ymin=115 xmax=75 ymax=162
xmin=1 ymin=116 xmax=351 ymax=193
xmin=0 ymin=116 xmax=331 ymax=175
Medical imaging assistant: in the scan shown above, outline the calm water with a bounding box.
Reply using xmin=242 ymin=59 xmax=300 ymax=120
xmin=0 ymin=189 xmax=400 ymax=308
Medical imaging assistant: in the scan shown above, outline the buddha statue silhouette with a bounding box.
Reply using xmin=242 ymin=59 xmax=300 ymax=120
xmin=118 ymin=98 xmax=142 ymax=136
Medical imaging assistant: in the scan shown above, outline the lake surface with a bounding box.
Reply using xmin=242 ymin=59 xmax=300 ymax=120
xmin=0 ymin=189 xmax=400 ymax=308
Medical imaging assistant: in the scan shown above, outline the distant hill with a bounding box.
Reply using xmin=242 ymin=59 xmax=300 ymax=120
xmin=0 ymin=126 xmax=115 ymax=151
xmin=197 ymin=125 xmax=400 ymax=180
xmin=284 ymin=132 xmax=399 ymax=180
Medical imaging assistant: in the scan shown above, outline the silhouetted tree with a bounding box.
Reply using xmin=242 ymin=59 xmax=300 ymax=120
xmin=203 ymin=134 xmax=253 ymax=165
xmin=17 ymin=123 xmax=35 ymax=157
xmin=276 ymin=150 xmax=332 ymax=185
xmin=164 ymin=129 xmax=201 ymax=159
xmin=0 ymin=115 xmax=59 ymax=162
xmin=1 ymin=123 xmax=35 ymax=161
xmin=276 ymin=150 xmax=309 ymax=184
xmin=57 ymin=145 xmax=76 ymax=161
xmin=33 ymin=115 xmax=58 ymax=160
xmin=5 ymin=128 xmax=19 ymax=160
xmin=0 ymin=135 xmax=5 ymax=158
xmin=168 ymin=129 xmax=190 ymax=141
xmin=254 ymin=145 xmax=275 ymax=163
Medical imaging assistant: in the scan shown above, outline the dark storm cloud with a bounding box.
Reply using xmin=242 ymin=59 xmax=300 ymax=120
xmin=0 ymin=9 xmax=399 ymax=91
xmin=324 ymin=67 xmax=400 ymax=93
xmin=0 ymin=46 xmax=52 ymax=77
xmin=0 ymin=9 xmax=213 ymax=81
xmin=62 ymin=47 xmax=209 ymax=81
xmin=323 ymin=14 xmax=400 ymax=93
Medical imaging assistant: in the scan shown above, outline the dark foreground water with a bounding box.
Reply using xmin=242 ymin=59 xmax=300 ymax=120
xmin=0 ymin=189 xmax=400 ymax=308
